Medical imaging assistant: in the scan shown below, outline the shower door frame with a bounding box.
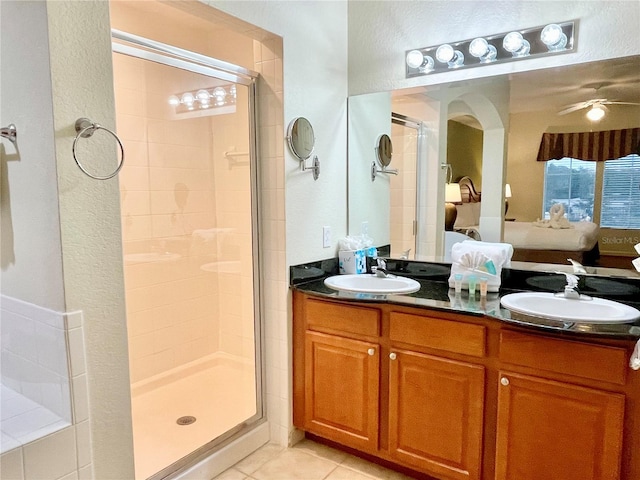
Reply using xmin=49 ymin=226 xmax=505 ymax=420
xmin=111 ymin=30 xmax=266 ymax=480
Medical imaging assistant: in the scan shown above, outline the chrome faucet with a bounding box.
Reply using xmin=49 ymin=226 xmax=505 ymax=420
xmin=556 ymin=272 xmax=581 ymax=299
xmin=373 ymin=258 xmax=394 ymax=278
xmin=567 ymin=258 xmax=587 ymax=274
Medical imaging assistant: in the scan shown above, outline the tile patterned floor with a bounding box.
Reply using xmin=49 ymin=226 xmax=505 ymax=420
xmin=213 ymin=439 xmax=415 ymax=480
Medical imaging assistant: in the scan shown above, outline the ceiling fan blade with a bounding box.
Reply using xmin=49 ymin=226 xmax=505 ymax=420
xmin=558 ymin=104 xmax=588 ymax=115
xmin=601 ymin=101 xmax=640 ymax=106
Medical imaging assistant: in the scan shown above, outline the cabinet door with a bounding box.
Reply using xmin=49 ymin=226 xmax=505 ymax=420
xmin=495 ymin=371 xmax=625 ymax=480
xmin=304 ymin=331 xmax=379 ymax=452
xmin=388 ymin=349 xmax=485 ymax=480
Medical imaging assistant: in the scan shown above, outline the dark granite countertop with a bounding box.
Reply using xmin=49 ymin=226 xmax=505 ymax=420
xmin=291 ymin=258 xmax=640 ymax=340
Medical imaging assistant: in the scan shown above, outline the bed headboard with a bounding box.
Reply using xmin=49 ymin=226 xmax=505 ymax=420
xmin=458 ymin=176 xmax=481 ymax=203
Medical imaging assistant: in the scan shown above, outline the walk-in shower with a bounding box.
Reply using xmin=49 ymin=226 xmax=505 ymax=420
xmin=111 ymin=30 xmax=263 ymax=479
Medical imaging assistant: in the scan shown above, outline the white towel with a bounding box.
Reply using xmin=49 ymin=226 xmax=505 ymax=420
xmin=448 ymin=241 xmax=514 ymax=292
xmin=533 ymin=203 xmax=574 ymax=229
xmin=631 ymin=340 xmax=640 ymax=371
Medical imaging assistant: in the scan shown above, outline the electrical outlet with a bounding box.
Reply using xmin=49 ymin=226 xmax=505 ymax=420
xmin=323 ymin=226 xmax=331 ymax=248
xmin=361 ymin=221 xmax=369 ymax=235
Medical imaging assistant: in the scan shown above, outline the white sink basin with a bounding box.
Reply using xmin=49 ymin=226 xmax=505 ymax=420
xmin=500 ymin=292 xmax=640 ymax=323
xmin=324 ymin=274 xmax=420 ymax=294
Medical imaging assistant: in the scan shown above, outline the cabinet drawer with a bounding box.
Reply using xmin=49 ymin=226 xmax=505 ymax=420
xmin=389 ymin=312 xmax=486 ymax=357
xmin=306 ymin=299 xmax=380 ymax=337
xmin=499 ymin=330 xmax=628 ymax=385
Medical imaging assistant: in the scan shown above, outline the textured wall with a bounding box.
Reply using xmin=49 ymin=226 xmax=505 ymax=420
xmin=46 ymin=1 xmax=135 ymax=478
xmin=207 ymin=0 xmax=349 ymax=267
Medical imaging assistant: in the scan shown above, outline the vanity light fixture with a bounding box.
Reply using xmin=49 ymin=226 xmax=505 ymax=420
xmin=469 ymin=38 xmax=497 ymax=63
xmin=405 ymin=20 xmax=576 ymax=78
xmin=406 ymin=50 xmax=435 ymax=73
xmin=540 ymin=23 xmax=568 ymax=51
xmin=502 ymin=32 xmax=530 ymax=58
xmin=435 ymin=44 xmax=465 ymax=68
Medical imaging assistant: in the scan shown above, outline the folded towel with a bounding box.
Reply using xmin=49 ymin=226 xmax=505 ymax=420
xmin=448 ymin=241 xmax=514 ymax=292
xmin=533 ymin=203 xmax=574 ymax=229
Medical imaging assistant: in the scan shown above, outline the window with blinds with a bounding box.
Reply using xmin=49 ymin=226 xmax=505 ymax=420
xmin=601 ymin=155 xmax=640 ymax=229
xmin=542 ymin=158 xmax=596 ymax=222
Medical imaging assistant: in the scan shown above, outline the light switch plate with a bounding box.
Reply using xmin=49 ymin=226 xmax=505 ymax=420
xmin=323 ymin=226 xmax=331 ymax=248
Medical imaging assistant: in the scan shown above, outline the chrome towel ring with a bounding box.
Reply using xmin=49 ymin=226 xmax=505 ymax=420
xmin=1 ymin=124 xmax=17 ymax=144
xmin=72 ymin=118 xmax=125 ymax=180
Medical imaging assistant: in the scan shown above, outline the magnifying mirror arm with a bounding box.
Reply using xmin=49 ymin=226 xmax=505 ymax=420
xmin=371 ymin=162 xmax=399 ymax=182
xmin=301 ymin=155 xmax=320 ymax=180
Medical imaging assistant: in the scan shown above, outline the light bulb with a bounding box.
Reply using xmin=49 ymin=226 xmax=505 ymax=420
xmin=502 ymin=32 xmax=530 ymax=57
xmin=168 ymin=95 xmax=180 ymax=106
xmin=406 ymin=50 xmax=425 ymax=69
xmin=436 ymin=44 xmax=464 ymax=68
xmin=181 ymin=92 xmax=195 ymax=106
xmin=212 ymin=87 xmax=226 ymax=100
xmin=540 ymin=24 xmax=567 ymax=51
xmin=196 ymin=89 xmax=210 ymax=102
xmin=230 ymin=85 xmax=237 ymax=98
xmin=469 ymin=38 xmax=497 ymax=63
xmin=419 ymin=56 xmax=435 ymax=72
xmin=586 ymin=104 xmax=605 ymax=122
xmin=435 ymin=44 xmax=454 ymax=63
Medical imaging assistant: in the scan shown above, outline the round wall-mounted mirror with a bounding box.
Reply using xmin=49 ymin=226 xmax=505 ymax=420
xmin=287 ymin=117 xmax=315 ymax=160
xmin=376 ymin=133 xmax=393 ymax=167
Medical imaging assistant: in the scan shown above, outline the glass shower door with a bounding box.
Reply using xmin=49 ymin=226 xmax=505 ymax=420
xmin=112 ymin=36 xmax=262 ymax=479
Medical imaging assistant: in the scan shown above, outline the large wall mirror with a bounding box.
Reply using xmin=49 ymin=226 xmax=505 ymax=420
xmin=347 ymin=54 xmax=640 ymax=277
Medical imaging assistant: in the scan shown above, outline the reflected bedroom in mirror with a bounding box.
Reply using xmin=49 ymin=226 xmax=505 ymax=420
xmin=348 ymin=55 xmax=640 ymax=277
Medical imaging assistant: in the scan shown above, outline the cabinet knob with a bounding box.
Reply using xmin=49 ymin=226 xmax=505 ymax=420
xmin=389 ymin=352 xmax=397 ymax=360
xmin=367 ymin=348 xmax=375 ymax=356
xmin=500 ymin=377 xmax=510 ymax=386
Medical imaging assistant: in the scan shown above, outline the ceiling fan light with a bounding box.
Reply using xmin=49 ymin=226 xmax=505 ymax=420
xmin=586 ymin=104 xmax=606 ymax=122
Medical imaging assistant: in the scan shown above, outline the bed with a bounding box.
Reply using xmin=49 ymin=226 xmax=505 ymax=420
xmin=454 ymin=177 xmax=600 ymax=265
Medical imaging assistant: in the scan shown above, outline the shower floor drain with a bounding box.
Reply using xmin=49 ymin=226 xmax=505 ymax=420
xmin=176 ymin=416 xmax=196 ymax=426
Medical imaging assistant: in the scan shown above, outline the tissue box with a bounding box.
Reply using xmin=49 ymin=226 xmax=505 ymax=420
xmin=339 ymin=249 xmax=366 ymax=274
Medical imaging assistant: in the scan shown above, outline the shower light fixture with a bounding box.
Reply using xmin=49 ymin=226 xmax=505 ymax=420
xmin=405 ymin=20 xmax=576 ymax=77
xmin=167 ymin=84 xmax=237 ymax=114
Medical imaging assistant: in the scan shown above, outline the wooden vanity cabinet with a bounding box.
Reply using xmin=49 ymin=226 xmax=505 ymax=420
xmin=387 ymin=312 xmax=486 ymax=480
xmin=292 ymin=290 xmax=640 ymax=480
xmin=388 ymin=349 xmax=485 ymax=480
xmin=295 ymin=296 xmax=382 ymax=452
xmin=494 ymin=371 xmax=625 ymax=480
xmin=304 ymin=331 xmax=380 ymax=452
xmin=495 ymin=330 xmax=629 ymax=480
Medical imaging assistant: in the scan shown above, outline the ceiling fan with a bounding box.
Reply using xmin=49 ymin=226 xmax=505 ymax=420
xmin=558 ymin=98 xmax=640 ymax=120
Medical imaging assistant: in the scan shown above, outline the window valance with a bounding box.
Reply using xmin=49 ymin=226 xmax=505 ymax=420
xmin=536 ymin=127 xmax=640 ymax=162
